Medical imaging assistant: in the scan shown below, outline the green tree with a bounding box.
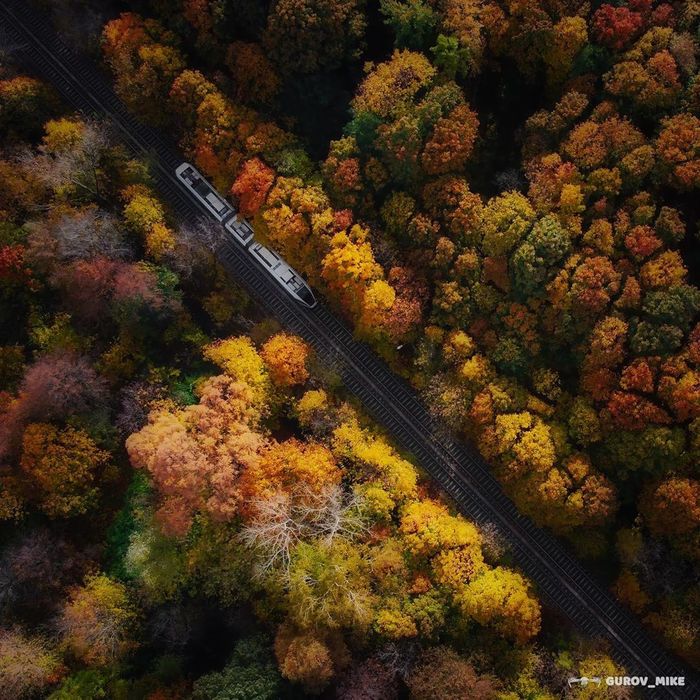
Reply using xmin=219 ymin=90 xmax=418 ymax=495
xmin=192 ymin=635 xmax=283 ymax=700
xmin=286 ymin=540 xmax=374 ymax=631
xmin=381 ymin=0 xmax=437 ymax=50
xmin=511 ymin=215 xmax=571 ymax=299
xmin=431 ymin=34 xmax=472 ymax=79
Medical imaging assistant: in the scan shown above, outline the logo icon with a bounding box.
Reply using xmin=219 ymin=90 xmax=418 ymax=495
xmin=568 ymin=676 xmax=602 ymax=688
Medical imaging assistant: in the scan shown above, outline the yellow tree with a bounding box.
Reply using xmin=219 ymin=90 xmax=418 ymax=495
xmin=121 ymin=184 xmax=176 ymax=259
xmin=357 ymin=279 xmax=396 ymax=340
xmin=479 ymin=412 xmax=556 ymax=482
xmin=59 ymin=574 xmax=138 ymax=665
xmin=321 ymin=227 xmax=385 ymax=319
xmin=286 ymin=540 xmax=374 ymax=631
xmin=168 ymin=69 xmax=217 ymax=130
xmin=102 ymin=13 xmax=184 ymax=124
xmin=515 ymin=455 xmax=618 ymax=534
xmin=480 ymin=190 xmax=536 ymax=256
xmin=332 ymin=417 xmax=418 ymax=507
xmin=351 ymin=50 xmax=436 ymax=119
xmin=574 ymin=654 xmax=629 ymax=699
xmin=203 ymin=336 xmax=272 ymax=408
xmin=260 ymin=176 xmax=332 ymax=280
xmin=458 ymin=567 xmax=541 ymax=644
xmin=399 ymin=500 xmax=486 ymax=591
xmin=295 ymin=389 xmax=331 ymax=432
xmin=399 ymin=499 xmax=481 ymax=557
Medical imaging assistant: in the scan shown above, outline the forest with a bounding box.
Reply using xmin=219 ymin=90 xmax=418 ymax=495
xmin=0 ymin=0 xmax=699 ymax=696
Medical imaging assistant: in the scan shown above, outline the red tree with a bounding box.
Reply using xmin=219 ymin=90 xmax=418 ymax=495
xmin=231 ymin=158 xmax=276 ymax=217
xmin=592 ymin=5 xmax=643 ymax=51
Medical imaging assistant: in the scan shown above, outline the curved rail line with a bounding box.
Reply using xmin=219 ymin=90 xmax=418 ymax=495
xmin=2 ymin=2 xmax=698 ymax=695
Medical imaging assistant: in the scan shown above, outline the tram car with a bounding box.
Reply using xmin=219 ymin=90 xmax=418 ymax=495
xmin=176 ymin=163 xmax=317 ymax=308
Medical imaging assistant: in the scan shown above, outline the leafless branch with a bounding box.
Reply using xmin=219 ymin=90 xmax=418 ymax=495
xmin=18 ymin=118 xmax=112 ymax=200
xmin=240 ymin=484 xmax=368 ymax=579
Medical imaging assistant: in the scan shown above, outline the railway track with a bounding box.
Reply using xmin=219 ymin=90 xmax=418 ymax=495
xmin=2 ymin=1 xmax=698 ymax=694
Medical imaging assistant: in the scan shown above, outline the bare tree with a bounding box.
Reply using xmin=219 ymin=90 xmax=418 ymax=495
xmin=478 ymin=522 xmax=508 ymax=563
xmin=19 ymin=119 xmax=113 ymax=200
xmin=0 ymin=529 xmax=93 ymax=617
xmin=18 ymin=352 xmax=108 ymax=422
xmin=115 ymin=380 xmax=169 ymax=437
xmin=636 ymin=538 xmax=689 ymax=598
xmin=165 ymin=217 xmax=227 ymax=279
xmin=336 ymin=656 xmax=400 ymax=700
xmin=240 ymin=484 xmax=368 ymax=578
xmin=307 ymin=485 xmax=368 ymax=542
xmin=0 ymin=627 xmax=62 ymax=700
xmin=56 ymin=578 xmax=136 ymax=666
xmin=240 ymin=492 xmax=302 ymax=576
xmin=0 ymin=563 xmax=18 ymax=616
xmin=178 ymin=217 xmax=227 ymax=255
xmin=48 ymin=206 xmax=131 ymax=261
xmin=0 ymin=352 xmax=108 ymax=459
xmin=377 ymin=640 xmax=421 ymax=681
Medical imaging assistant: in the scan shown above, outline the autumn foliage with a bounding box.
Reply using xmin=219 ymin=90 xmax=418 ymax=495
xmin=2 ymin=0 xmax=699 ymax=689
xmin=123 ymin=336 xmax=542 ymax=691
